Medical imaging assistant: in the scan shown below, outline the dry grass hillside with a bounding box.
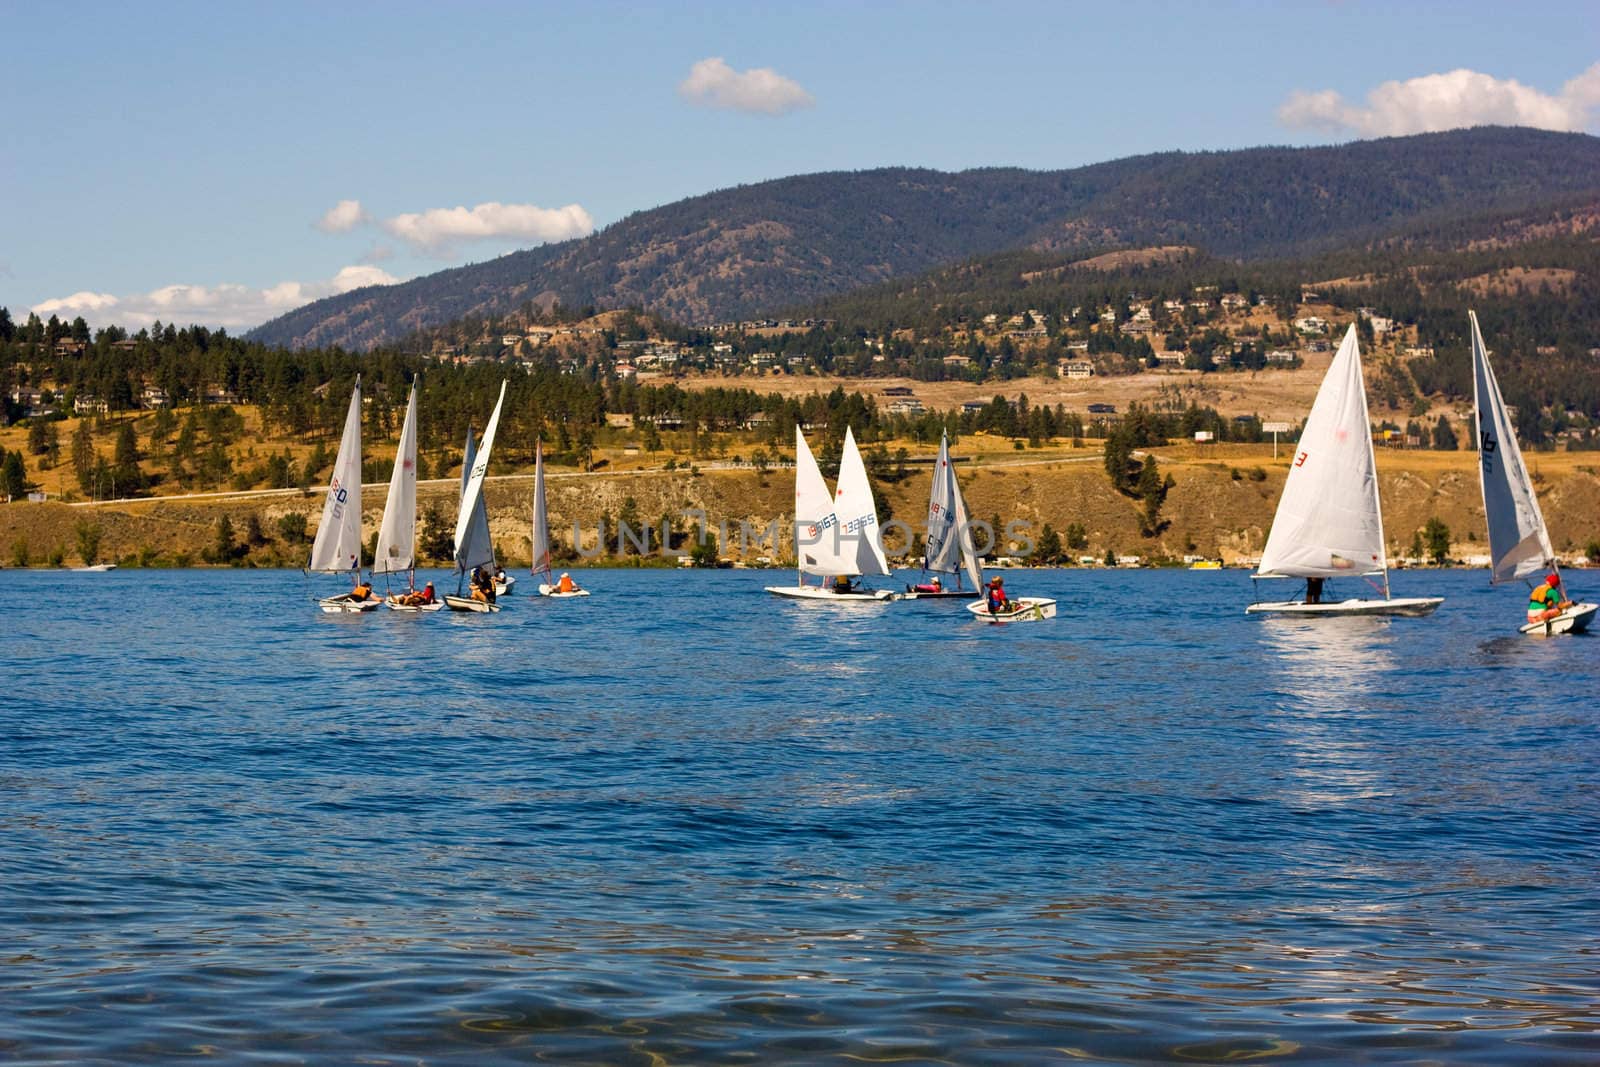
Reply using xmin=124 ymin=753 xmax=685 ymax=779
xmin=5 ymin=442 xmax=1597 ymax=571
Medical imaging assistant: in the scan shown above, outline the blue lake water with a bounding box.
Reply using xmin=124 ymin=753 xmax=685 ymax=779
xmin=2 ymin=567 xmax=1597 ymax=1064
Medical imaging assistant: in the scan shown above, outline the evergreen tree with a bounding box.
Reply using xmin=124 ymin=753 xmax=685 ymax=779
xmin=71 ymin=421 xmax=96 ymax=494
xmin=2 ymin=449 xmax=27 ymax=500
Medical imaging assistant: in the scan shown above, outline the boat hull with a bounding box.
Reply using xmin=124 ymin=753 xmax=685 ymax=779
xmin=385 ymin=597 xmax=444 ymax=613
xmin=494 ymin=576 xmax=516 ymax=596
xmin=1520 ymin=602 xmax=1597 ymax=636
xmin=443 ymin=595 xmax=500 ymax=613
xmin=1246 ymin=596 xmax=1443 ymax=617
xmin=765 ymin=585 xmax=896 ymax=602
xmin=903 ymin=587 xmax=973 ymax=600
xmin=967 ymin=597 xmax=1057 ymax=623
xmin=538 ymin=583 xmax=591 ymax=598
xmin=319 ymin=597 xmax=381 ymax=614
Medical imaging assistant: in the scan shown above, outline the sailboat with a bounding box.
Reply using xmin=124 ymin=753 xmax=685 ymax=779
xmin=309 ymin=377 xmax=378 ymax=613
xmin=445 ymin=381 xmax=507 ymax=613
xmin=765 ymin=425 xmax=896 ymax=601
xmin=375 ymin=381 xmax=440 ymax=612
xmin=905 ymin=430 xmax=984 ymax=599
xmin=531 ymin=441 xmax=588 ymax=597
xmin=1248 ymin=325 xmax=1442 ymax=616
xmin=1469 ymin=310 xmax=1595 ymax=635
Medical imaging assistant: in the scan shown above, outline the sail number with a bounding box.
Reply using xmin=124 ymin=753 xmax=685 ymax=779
xmin=1294 ymin=451 xmax=1308 ymax=467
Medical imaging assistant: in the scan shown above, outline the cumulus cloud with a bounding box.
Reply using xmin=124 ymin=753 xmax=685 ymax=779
xmin=31 ymin=265 xmax=402 ymax=331
xmin=1278 ymin=62 xmax=1600 ymax=137
xmin=380 ymin=201 xmax=594 ymax=256
xmin=315 ymin=198 xmax=371 ymax=233
xmin=678 ymin=56 xmax=814 ymax=116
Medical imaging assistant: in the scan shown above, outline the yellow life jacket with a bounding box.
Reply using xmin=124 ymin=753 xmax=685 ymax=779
xmin=1529 ymin=582 xmax=1555 ymax=608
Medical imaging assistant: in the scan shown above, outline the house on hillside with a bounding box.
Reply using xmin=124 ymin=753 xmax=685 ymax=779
xmin=882 ymin=386 xmax=915 ymax=397
xmin=943 ymin=355 xmax=972 ymax=369
xmin=1294 ymin=316 xmax=1328 ymax=335
xmin=886 ymin=399 xmax=925 ymax=416
xmin=74 ymin=394 xmax=108 ymax=415
xmin=1154 ymin=352 xmax=1185 ymax=368
xmin=1220 ymin=293 xmax=1249 ymax=311
xmin=1087 ymin=403 xmax=1117 ymax=415
xmin=1058 ymin=360 xmax=1094 ymax=379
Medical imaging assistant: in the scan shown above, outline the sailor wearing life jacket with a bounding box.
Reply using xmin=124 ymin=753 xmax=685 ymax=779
xmin=1528 ymin=573 xmax=1572 ymax=624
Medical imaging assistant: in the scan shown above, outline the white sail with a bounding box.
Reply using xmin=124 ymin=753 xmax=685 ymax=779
xmin=951 ymin=477 xmax=983 ymax=590
xmin=530 ymin=441 xmax=552 ymax=581
xmin=793 ymin=426 xmax=853 ymax=577
xmin=924 ymin=432 xmax=961 ymax=573
xmin=453 ymin=380 xmax=507 ymax=572
xmin=1470 ymin=310 xmax=1555 ymax=584
xmin=834 ymin=426 xmax=891 ymax=577
xmin=454 ymin=428 xmax=493 ymax=571
xmin=372 ymin=381 xmax=419 ymax=575
xmin=307 ymin=377 xmax=364 ymax=574
xmin=1257 ymin=325 xmax=1387 ymax=579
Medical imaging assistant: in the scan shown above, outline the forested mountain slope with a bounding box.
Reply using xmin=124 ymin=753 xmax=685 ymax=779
xmin=248 ymin=128 xmax=1600 ymax=350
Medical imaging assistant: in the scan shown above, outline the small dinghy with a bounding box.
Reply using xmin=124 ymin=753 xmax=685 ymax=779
xmin=1470 ymin=311 xmax=1595 ymax=636
xmin=967 ymin=597 xmax=1057 ymax=623
xmin=1248 ymin=326 xmax=1442 ymax=618
xmin=445 ymin=382 xmax=508 ymax=615
xmin=765 ymin=426 xmax=896 ymax=603
xmin=906 ymin=431 xmax=984 ymax=602
xmin=308 ymin=377 xmax=379 ymax=614
xmin=529 ymin=443 xmax=591 ymax=599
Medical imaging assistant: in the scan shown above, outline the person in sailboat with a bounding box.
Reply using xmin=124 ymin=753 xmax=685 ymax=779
xmin=331 ymin=578 xmax=378 ymax=604
xmin=831 ymin=575 xmax=861 ymax=595
xmin=556 ymin=572 xmax=581 ymax=594
xmin=397 ymin=581 xmax=436 ymax=607
xmin=1305 ymin=577 xmax=1324 ymax=605
xmin=986 ymin=575 xmax=1012 ymax=614
xmin=912 ymin=575 xmax=944 ymax=594
xmin=470 ymin=566 xmax=496 ymax=604
xmin=1528 ymin=573 xmax=1573 ymax=625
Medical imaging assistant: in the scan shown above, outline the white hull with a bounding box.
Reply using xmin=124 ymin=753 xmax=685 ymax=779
xmin=1247 ymin=596 xmax=1443 ymax=617
xmin=319 ymin=596 xmax=381 ymax=614
xmin=70 ymin=563 xmax=117 ymax=572
xmin=537 ymin=583 xmax=590 ymax=598
xmin=385 ymin=597 xmax=444 ymax=613
xmin=904 ymin=586 xmax=973 ymax=600
xmin=1521 ymin=602 xmax=1597 ymax=636
xmin=967 ymin=597 xmax=1057 ymax=623
xmin=444 ymin=595 xmax=501 ymax=613
xmin=765 ymin=584 xmax=896 ymax=602
xmin=494 ymin=575 xmax=516 ymax=596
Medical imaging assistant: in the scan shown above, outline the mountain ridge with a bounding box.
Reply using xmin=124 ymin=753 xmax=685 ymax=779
xmin=247 ymin=127 xmax=1600 ymax=351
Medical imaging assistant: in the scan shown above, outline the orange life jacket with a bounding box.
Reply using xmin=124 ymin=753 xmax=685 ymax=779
xmin=1529 ymin=582 xmax=1557 ymax=609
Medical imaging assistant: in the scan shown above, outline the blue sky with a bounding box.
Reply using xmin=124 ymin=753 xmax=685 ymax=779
xmin=4 ymin=0 xmax=1597 ymax=330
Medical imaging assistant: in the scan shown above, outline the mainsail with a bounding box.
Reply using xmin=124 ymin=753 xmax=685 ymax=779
xmin=372 ymin=380 xmax=419 ymax=575
xmin=834 ymin=426 xmax=891 ymax=577
xmin=453 ymin=381 xmax=506 ymax=573
xmin=793 ymin=426 xmax=853 ymax=577
xmin=307 ymin=377 xmax=364 ymax=574
xmin=1470 ymin=310 xmax=1555 ymax=584
xmin=1257 ymin=325 xmax=1387 ymax=579
xmin=530 ymin=441 xmax=552 ymax=582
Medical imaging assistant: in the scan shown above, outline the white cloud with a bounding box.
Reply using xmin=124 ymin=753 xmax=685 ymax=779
xmin=678 ymin=56 xmax=814 ymax=116
xmin=315 ymin=198 xmax=370 ymax=233
xmin=380 ymin=201 xmax=593 ymax=256
xmin=1278 ymin=63 xmax=1600 ymax=137
xmin=31 ymin=265 xmax=402 ymax=331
